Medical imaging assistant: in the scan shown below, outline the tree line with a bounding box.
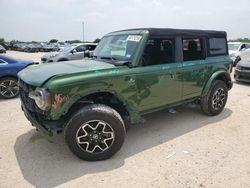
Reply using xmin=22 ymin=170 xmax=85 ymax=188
xmin=0 ymin=38 xmax=101 ymax=44
xmin=228 ymin=38 xmax=250 ymax=43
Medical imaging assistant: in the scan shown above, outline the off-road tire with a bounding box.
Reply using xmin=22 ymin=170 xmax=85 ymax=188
xmin=200 ymin=80 xmax=228 ymax=116
xmin=64 ymin=104 xmax=126 ymax=161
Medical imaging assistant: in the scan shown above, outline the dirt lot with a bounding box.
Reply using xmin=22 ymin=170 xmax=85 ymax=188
xmin=0 ymin=51 xmax=250 ymax=188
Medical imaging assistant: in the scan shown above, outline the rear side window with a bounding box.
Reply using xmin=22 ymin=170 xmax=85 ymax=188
xmin=183 ymin=38 xmax=204 ymax=61
xmin=208 ymin=38 xmax=227 ymax=55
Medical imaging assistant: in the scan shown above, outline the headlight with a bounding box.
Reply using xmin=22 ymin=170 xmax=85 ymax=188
xmin=50 ymin=54 xmax=58 ymax=58
xmin=29 ymin=88 xmax=51 ymax=110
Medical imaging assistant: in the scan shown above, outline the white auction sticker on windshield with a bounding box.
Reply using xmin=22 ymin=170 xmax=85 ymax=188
xmin=127 ymin=35 xmax=142 ymax=42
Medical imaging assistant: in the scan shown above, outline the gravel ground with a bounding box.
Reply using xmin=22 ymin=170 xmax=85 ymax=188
xmin=0 ymin=51 xmax=250 ymax=188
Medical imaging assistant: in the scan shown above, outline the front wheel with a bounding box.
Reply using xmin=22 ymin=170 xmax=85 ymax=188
xmin=64 ymin=104 xmax=126 ymax=161
xmin=200 ymin=80 xmax=228 ymax=116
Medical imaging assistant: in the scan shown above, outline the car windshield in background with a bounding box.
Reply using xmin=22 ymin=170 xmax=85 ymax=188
xmin=59 ymin=45 xmax=75 ymax=52
xmin=228 ymin=44 xmax=240 ymax=51
xmin=93 ymin=34 xmax=142 ymax=62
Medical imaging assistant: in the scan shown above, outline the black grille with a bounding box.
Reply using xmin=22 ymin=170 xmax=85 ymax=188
xmin=242 ymin=66 xmax=250 ymax=71
xmin=19 ymin=79 xmax=50 ymax=117
xmin=19 ymin=79 xmax=37 ymax=113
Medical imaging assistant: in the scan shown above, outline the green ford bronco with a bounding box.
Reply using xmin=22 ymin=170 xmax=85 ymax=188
xmin=18 ymin=28 xmax=233 ymax=161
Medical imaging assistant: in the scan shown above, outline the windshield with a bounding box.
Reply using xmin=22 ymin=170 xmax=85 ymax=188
xmin=59 ymin=45 xmax=75 ymax=52
xmin=228 ymin=44 xmax=240 ymax=51
xmin=93 ymin=34 xmax=142 ymax=61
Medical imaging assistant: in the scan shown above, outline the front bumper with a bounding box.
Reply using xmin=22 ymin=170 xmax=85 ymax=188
xmin=234 ymin=68 xmax=250 ymax=83
xmin=22 ymin=104 xmax=53 ymax=138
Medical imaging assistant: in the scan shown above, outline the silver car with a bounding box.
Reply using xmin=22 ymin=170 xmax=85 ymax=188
xmin=41 ymin=43 xmax=97 ymax=63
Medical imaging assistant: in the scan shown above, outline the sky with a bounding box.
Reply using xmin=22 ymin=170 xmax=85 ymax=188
xmin=0 ymin=0 xmax=250 ymax=42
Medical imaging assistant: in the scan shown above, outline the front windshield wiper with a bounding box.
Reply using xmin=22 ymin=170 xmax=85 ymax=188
xmin=93 ymin=56 xmax=132 ymax=67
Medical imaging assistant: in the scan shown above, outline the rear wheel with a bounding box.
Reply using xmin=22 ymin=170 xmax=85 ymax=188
xmin=201 ymin=80 xmax=228 ymax=116
xmin=0 ymin=77 xmax=19 ymax=99
xmin=65 ymin=104 xmax=126 ymax=161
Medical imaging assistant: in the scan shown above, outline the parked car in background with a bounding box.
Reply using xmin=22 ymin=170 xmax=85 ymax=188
xmin=0 ymin=45 xmax=6 ymax=53
xmin=0 ymin=55 xmax=35 ymax=99
xmin=19 ymin=28 xmax=232 ymax=161
xmin=13 ymin=43 xmax=28 ymax=52
xmin=234 ymin=49 xmax=250 ymax=83
xmin=24 ymin=44 xmax=39 ymax=53
xmin=41 ymin=43 xmax=97 ymax=63
xmin=228 ymin=42 xmax=250 ymax=66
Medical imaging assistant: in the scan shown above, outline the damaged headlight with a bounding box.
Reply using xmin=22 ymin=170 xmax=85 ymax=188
xmin=29 ymin=88 xmax=51 ymax=111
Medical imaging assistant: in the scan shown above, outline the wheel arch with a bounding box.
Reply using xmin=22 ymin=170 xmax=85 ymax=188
xmin=202 ymin=70 xmax=232 ymax=97
xmin=59 ymin=90 xmax=142 ymax=125
xmin=0 ymin=75 xmax=18 ymax=80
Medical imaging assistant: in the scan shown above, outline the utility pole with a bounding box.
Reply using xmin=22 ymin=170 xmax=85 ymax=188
xmin=82 ymin=21 xmax=85 ymax=43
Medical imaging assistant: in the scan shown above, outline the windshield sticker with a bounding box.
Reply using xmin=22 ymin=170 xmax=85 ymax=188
xmin=127 ymin=35 xmax=142 ymax=42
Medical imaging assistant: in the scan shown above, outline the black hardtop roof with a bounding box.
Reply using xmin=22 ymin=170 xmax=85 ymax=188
xmin=114 ymin=28 xmax=227 ymax=37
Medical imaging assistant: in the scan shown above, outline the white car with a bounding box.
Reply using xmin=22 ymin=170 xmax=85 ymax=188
xmin=228 ymin=42 xmax=250 ymax=66
xmin=41 ymin=43 xmax=97 ymax=63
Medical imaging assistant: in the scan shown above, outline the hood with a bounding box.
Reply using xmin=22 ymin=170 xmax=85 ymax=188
xmin=41 ymin=52 xmax=60 ymax=59
xmin=229 ymin=50 xmax=237 ymax=55
xmin=18 ymin=59 xmax=115 ymax=86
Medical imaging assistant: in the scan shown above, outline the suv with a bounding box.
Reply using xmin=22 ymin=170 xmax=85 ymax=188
xmin=18 ymin=28 xmax=233 ymax=161
xmin=41 ymin=43 xmax=97 ymax=63
xmin=228 ymin=42 xmax=250 ymax=66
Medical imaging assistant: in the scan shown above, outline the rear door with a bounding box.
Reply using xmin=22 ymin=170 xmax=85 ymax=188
xmin=181 ymin=37 xmax=207 ymax=100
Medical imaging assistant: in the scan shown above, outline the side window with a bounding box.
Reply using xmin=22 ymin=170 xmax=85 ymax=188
xmin=0 ymin=59 xmax=7 ymax=64
xmin=75 ymin=45 xmax=86 ymax=52
xmin=142 ymin=38 xmax=175 ymax=66
xmin=183 ymin=38 xmax=203 ymax=61
xmin=240 ymin=44 xmax=246 ymax=50
xmin=87 ymin=45 xmax=96 ymax=51
xmin=208 ymin=38 xmax=227 ymax=55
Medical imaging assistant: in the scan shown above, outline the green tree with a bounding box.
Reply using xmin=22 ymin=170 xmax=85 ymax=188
xmin=0 ymin=38 xmax=5 ymax=43
xmin=65 ymin=40 xmax=82 ymax=44
xmin=93 ymin=38 xmax=101 ymax=43
xmin=49 ymin=39 xmax=58 ymax=43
